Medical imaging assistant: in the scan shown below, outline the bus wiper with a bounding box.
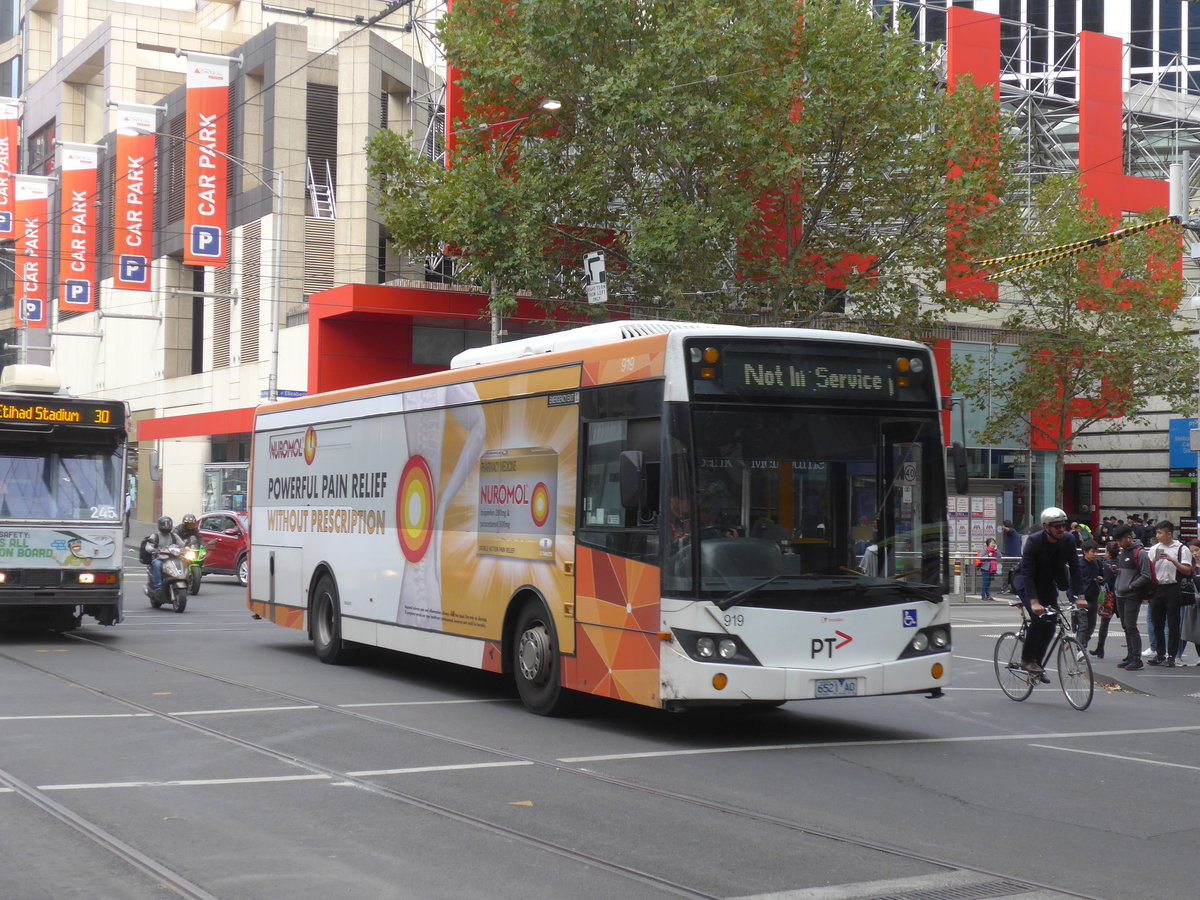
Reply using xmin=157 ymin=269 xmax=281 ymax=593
xmin=861 ymin=581 xmax=939 ymax=600
xmin=715 ymin=575 xmax=783 ymax=611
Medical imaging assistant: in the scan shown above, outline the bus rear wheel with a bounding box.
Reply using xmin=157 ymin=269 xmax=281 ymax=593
xmin=312 ymin=575 xmax=354 ymax=664
xmin=512 ymin=601 xmax=573 ymax=716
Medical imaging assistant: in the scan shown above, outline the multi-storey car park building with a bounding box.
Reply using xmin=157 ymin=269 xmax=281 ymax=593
xmin=0 ymin=0 xmax=1198 ymax=544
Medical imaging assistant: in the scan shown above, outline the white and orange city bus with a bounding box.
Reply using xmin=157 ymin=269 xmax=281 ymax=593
xmin=248 ymin=321 xmax=953 ymax=714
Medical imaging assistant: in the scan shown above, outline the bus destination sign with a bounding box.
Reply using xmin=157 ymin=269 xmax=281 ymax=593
xmin=0 ymin=398 xmax=124 ymax=429
xmin=688 ymin=339 xmax=937 ymax=406
xmin=732 ymin=357 xmax=894 ymax=399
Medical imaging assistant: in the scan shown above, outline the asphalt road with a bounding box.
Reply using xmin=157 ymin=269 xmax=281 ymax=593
xmin=0 ymin=575 xmax=1195 ymax=900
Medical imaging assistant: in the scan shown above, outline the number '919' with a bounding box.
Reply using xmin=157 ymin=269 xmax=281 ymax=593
xmin=723 ymin=613 xmax=744 ymax=627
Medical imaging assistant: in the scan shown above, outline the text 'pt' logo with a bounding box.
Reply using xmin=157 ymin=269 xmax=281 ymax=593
xmin=398 ymin=455 xmax=435 ymax=563
xmin=811 ymin=631 xmax=852 ymax=659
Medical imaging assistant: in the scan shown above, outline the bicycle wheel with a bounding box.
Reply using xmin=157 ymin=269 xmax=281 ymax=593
xmin=994 ymin=631 xmax=1034 ymax=701
xmin=1056 ymin=636 xmax=1094 ymax=711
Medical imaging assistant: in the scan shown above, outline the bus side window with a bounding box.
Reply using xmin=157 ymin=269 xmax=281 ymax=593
xmin=579 ymin=418 xmax=660 ymax=562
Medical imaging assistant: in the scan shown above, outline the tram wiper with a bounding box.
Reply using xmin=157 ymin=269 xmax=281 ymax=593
xmin=714 ymin=575 xmax=783 ymax=611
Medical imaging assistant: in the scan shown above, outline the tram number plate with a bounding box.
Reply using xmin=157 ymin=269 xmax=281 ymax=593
xmin=815 ymin=678 xmax=859 ymax=698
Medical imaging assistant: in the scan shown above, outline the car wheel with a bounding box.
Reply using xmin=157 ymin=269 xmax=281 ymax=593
xmin=236 ymin=554 xmax=249 ymax=586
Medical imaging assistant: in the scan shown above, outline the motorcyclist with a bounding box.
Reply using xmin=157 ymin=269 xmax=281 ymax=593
xmin=144 ymin=516 xmax=182 ymax=597
xmin=173 ymin=513 xmax=202 ymax=548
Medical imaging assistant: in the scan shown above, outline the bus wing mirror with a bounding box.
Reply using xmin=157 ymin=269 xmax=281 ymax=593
xmin=951 ymin=442 xmax=969 ymax=495
xmin=619 ymin=450 xmax=647 ymax=510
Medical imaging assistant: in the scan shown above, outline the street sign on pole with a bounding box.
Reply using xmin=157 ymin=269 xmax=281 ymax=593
xmin=584 ymin=251 xmax=607 ymax=305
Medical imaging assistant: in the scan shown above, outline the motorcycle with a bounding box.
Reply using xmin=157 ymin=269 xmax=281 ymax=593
xmin=145 ymin=545 xmax=188 ymax=613
xmin=184 ymin=543 xmax=207 ymax=595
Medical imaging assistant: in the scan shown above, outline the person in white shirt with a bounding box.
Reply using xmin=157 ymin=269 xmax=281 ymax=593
xmin=1147 ymin=520 xmax=1194 ymax=667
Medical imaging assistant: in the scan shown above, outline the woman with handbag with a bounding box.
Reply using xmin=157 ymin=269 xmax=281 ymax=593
xmin=975 ymin=537 xmax=1000 ymax=601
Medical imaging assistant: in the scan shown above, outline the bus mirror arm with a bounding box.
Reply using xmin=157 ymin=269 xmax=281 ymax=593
xmin=951 ymin=442 xmax=969 ymax=495
xmin=619 ymin=450 xmax=647 ymax=511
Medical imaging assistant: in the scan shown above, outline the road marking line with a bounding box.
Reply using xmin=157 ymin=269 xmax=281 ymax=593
xmin=347 ymin=761 xmax=533 ymax=776
xmin=171 ymin=706 xmax=319 ymax=716
xmin=34 ymin=760 xmax=534 ymax=792
xmin=339 ymin=699 xmax=514 ymax=708
xmin=39 ymin=774 xmax=331 ymax=791
xmin=559 ymin=725 xmax=1200 ymax=763
xmin=1030 ymin=744 xmax=1200 ymax=772
xmin=0 ymin=713 xmax=154 ymax=721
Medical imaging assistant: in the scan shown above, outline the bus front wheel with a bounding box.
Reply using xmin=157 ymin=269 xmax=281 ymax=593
xmin=512 ymin=601 xmax=573 ymax=716
xmin=312 ymin=575 xmax=353 ymax=664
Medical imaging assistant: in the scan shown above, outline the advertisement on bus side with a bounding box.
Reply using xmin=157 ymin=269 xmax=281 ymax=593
xmin=255 ymin=380 xmax=579 ymax=643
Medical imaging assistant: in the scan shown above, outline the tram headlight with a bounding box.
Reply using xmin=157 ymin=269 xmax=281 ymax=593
xmin=718 ymin=639 xmax=738 ymax=659
xmin=696 ymin=637 xmax=716 ymax=658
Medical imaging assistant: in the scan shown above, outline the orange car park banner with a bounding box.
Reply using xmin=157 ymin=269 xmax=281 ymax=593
xmin=183 ymin=52 xmax=230 ymax=267
xmin=0 ymin=99 xmax=17 ymax=238
xmin=112 ymin=103 xmax=157 ymax=290
xmin=14 ymin=174 xmax=51 ymax=329
xmin=58 ymin=143 xmax=100 ymax=312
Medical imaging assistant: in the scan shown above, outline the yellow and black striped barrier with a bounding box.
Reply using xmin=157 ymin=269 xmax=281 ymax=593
xmin=980 ymin=214 xmax=1182 ymax=281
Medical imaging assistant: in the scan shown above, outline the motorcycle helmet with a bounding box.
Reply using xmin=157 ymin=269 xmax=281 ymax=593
xmin=180 ymin=513 xmax=198 ymax=533
xmin=157 ymin=515 xmax=173 ymax=532
xmin=1040 ymin=507 xmax=1068 ymax=527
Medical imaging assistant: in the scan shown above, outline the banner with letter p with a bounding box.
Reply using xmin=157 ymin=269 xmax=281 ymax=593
xmin=58 ymin=143 xmax=100 ymax=313
xmin=112 ymin=103 xmax=158 ymax=290
xmin=0 ymin=99 xmax=17 ymax=239
xmin=183 ymin=52 xmax=230 ymax=268
xmin=14 ymin=174 xmax=51 ymax=329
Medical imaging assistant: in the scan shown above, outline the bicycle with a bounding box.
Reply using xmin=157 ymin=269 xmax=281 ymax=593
xmin=993 ymin=603 xmax=1094 ymax=710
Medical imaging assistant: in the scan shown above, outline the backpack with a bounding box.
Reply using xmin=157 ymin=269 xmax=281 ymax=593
xmin=1130 ymin=545 xmax=1158 ymax=599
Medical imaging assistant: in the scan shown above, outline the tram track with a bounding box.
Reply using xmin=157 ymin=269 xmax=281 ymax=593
xmin=1 ymin=635 xmax=1098 ymax=900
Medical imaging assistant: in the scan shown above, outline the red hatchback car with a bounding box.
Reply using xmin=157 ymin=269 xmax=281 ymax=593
xmin=198 ymin=511 xmax=250 ymax=586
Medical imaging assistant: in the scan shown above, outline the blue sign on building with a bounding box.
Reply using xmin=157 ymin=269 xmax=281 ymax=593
xmin=1168 ymin=417 xmax=1198 ymax=479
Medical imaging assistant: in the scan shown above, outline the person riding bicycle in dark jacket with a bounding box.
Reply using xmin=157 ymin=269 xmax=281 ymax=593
xmin=1016 ymin=507 xmax=1084 ymax=674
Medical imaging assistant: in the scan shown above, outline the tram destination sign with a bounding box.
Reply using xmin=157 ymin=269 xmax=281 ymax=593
xmin=0 ymin=397 xmax=125 ymax=430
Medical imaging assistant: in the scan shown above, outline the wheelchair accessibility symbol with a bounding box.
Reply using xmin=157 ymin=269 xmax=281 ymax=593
xmin=902 ymin=609 xmax=918 ymax=628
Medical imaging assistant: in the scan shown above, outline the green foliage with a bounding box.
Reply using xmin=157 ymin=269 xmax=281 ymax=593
xmin=367 ymin=0 xmax=1015 ymax=332
xmin=952 ymin=175 xmax=1191 ymax=502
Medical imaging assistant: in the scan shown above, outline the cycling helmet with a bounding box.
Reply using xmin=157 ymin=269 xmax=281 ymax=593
xmin=180 ymin=513 xmax=198 ymax=531
xmin=1040 ymin=507 xmax=1068 ymax=527
xmin=157 ymin=515 xmax=173 ymax=532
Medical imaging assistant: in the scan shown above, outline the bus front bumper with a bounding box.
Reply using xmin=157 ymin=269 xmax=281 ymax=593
xmin=659 ymin=650 xmax=951 ymax=704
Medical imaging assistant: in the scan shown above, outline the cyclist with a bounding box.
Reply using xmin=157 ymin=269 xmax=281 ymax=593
xmin=1016 ymin=507 xmax=1084 ymax=674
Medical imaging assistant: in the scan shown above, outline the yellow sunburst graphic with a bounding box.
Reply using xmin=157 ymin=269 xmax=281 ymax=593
xmin=530 ymin=481 xmax=550 ymax=527
xmin=398 ymin=454 xmax=435 ymax=562
xmin=303 ymin=426 xmax=317 ymax=465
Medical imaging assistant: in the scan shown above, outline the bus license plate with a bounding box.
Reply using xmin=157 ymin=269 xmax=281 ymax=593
xmin=815 ymin=678 xmax=859 ymax=698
